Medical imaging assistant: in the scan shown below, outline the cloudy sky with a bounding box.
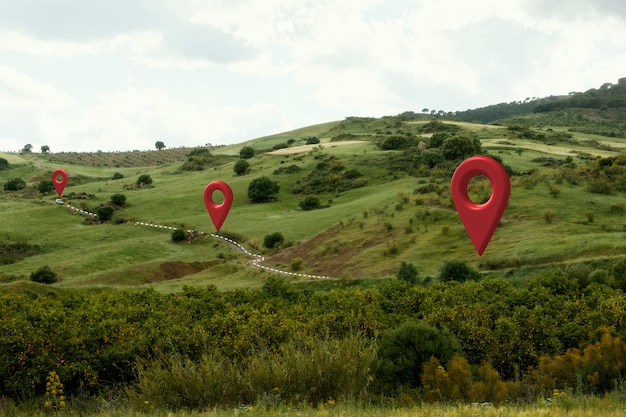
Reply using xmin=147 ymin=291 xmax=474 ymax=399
xmin=1 ymin=0 xmax=625 ymax=153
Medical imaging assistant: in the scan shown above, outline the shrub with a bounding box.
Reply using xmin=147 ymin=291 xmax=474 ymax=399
xmin=263 ymin=232 xmax=284 ymax=249
xmin=248 ymin=176 xmax=280 ymax=203
xmin=584 ymin=210 xmax=594 ymax=223
xmin=96 ymin=206 xmax=115 ymax=222
xmin=305 ymin=136 xmax=320 ymax=145
xmin=37 ymin=180 xmax=54 ymax=194
xmin=397 ymin=261 xmax=418 ymax=284
xmin=171 ymin=229 xmax=186 ymax=243
xmin=112 ymin=172 xmax=124 ymax=180
xmin=0 ymin=157 xmax=8 ymax=170
xmin=239 ymin=146 xmax=255 ymax=159
xmin=374 ymin=320 xmax=460 ymax=394
xmin=543 ymin=208 xmax=555 ymax=223
xmin=233 ymin=159 xmax=250 ymax=176
xmin=439 ymin=260 xmax=480 ymax=282
xmin=30 ymin=265 xmax=58 ymax=284
xmin=299 ymin=196 xmax=321 ymax=211
xmin=291 ymin=257 xmax=303 ymax=271
xmin=3 ymin=177 xmax=26 ymax=191
xmin=136 ymin=174 xmax=153 ymax=186
xmin=110 ymin=194 xmax=127 ymax=207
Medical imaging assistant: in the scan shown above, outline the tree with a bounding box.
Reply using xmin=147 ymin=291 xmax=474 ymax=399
xmin=263 ymin=232 xmax=285 ymax=249
xmin=397 ymin=261 xmax=418 ymax=284
xmin=0 ymin=157 xmax=9 ymax=170
xmin=110 ymin=194 xmax=127 ymax=207
xmin=136 ymin=174 xmax=153 ymax=186
xmin=248 ymin=176 xmax=280 ymax=203
xmin=239 ymin=146 xmax=255 ymax=159
xmin=155 ymin=141 xmax=166 ymax=150
xmin=96 ymin=206 xmax=115 ymax=222
xmin=41 ymin=145 xmax=50 ymax=153
xmin=439 ymin=260 xmax=480 ymax=282
xmin=3 ymin=177 xmax=26 ymax=191
xmin=374 ymin=321 xmax=460 ymax=393
xmin=233 ymin=159 xmax=250 ymax=176
xmin=30 ymin=265 xmax=58 ymax=284
xmin=21 ymin=144 xmax=33 ymax=153
xmin=37 ymin=180 xmax=55 ymax=194
xmin=441 ymin=133 xmax=481 ymax=160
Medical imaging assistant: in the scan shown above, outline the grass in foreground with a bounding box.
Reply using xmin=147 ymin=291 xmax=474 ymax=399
xmin=7 ymin=396 xmax=626 ymax=417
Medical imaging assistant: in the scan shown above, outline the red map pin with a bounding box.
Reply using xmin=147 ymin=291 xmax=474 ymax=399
xmin=203 ymin=181 xmax=233 ymax=232
xmin=51 ymin=169 xmax=68 ymax=197
xmin=450 ymin=156 xmax=510 ymax=256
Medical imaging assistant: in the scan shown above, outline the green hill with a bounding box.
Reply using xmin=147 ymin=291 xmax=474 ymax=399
xmin=2 ymin=112 xmax=626 ymax=292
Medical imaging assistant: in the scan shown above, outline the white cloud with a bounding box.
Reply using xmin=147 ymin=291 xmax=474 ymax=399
xmin=0 ymin=64 xmax=73 ymax=110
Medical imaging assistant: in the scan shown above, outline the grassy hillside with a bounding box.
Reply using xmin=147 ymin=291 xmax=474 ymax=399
xmin=1 ymin=116 xmax=626 ymax=292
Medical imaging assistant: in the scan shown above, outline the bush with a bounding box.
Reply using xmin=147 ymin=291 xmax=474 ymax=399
xmin=233 ymin=159 xmax=250 ymax=176
xmin=37 ymin=180 xmax=54 ymax=194
xmin=30 ymin=265 xmax=58 ymax=284
xmin=305 ymin=137 xmax=320 ymax=145
xmin=239 ymin=146 xmax=255 ymax=159
xmin=112 ymin=172 xmax=124 ymax=180
xmin=136 ymin=174 xmax=153 ymax=186
xmin=110 ymin=194 xmax=127 ymax=207
xmin=291 ymin=257 xmax=303 ymax=271
xmin=543 ymin=208 xmax=555 ymax=223
xmin=263 ymin=232 xmax=284 ymax=249
xmin=374 ymin=321 xmax=460 ymax=394
xmin=171 ymin=229 xmax=186 ymax=243
xmin=0 ymin=157 xmax=8 ymax=170
xmin=397 ymin=261 xmax=418 ymax=284
xmin=3 ymin=177 xmax=26 ymax=191
xmin=439 ymin=260 xmax=480 ymax=282
xmin=96 ymin=206 xmax=115 ymax=222
xmin=248 ymin=176 xmax=280 ymax=203
xmin=299 ymin=196 xmax=321 ymax=211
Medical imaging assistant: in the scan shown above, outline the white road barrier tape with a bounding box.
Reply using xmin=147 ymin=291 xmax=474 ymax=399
xmin=62 ymin=202 xmax=331 ymax=279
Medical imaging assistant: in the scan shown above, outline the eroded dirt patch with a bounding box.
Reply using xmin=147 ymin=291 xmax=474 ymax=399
xmin=146 ymin=261 xmax=209 ymax=283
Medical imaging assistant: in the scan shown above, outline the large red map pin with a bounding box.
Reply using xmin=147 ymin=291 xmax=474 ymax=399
xmin=51 ymin=169 xmax=68 ymax=197
xmin=203 ymin=181 xmax=233 ymax=232
xmin=450 ymin=156 xmax=510 ymax=256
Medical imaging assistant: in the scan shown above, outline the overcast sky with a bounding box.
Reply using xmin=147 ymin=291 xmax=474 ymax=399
xmin=1 ymin=0 xmax=625 ymax=153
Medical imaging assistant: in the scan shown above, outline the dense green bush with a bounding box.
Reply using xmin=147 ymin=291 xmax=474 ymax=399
xmin=3 ymin=177 xmax=26 ymax=191
xmin=263 ymin=232 xmax=285 ymax=249
xmin=30 ymin=265 xmax=58 ymax=284
xmin=374 ymin=321 xmax=460 ymax=393
xmin=110 ymin=193 xmax=127 ymax=206
xmin=171 ymin=229 xmax=186 ymax=242
xmin=439 ymin=260 xmax=480 ymax=282
xmin=136 ymin=174 xmax=153 ymax=186
xmin=37 ymin=180 xmax=54 ymax=194
xmin=248 ymin=176 xmax=280 ymax=203
xmin=96 ymin=206 xmax=115 ymax=222
xmin=111 ymin=172 xmax=124 ymax=180
xmin=239 ymin=146 xmax=255 ymax=159
xmin=299 ymin=196 xmax=321 ymax=210
xmin=233 ymin=159 xmax=250 ymax=176
xmin=397 ymin=261 xmax=418 ymax=284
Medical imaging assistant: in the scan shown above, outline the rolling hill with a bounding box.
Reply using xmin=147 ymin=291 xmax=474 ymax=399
xmin=2 ymin=101 xmax=626 ymax=293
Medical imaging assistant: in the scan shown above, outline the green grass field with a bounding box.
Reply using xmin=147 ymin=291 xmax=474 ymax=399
xmin=2 ymin=118 xmax=626 ymax=291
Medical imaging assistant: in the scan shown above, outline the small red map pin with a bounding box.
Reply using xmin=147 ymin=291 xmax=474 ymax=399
xmin=450 ymin=156 xmax=510 ymax=256
xmin=203 ymin=181 xmax=233 ymax=232
xmin=51 ymin=169 xmax=68 ymax=197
